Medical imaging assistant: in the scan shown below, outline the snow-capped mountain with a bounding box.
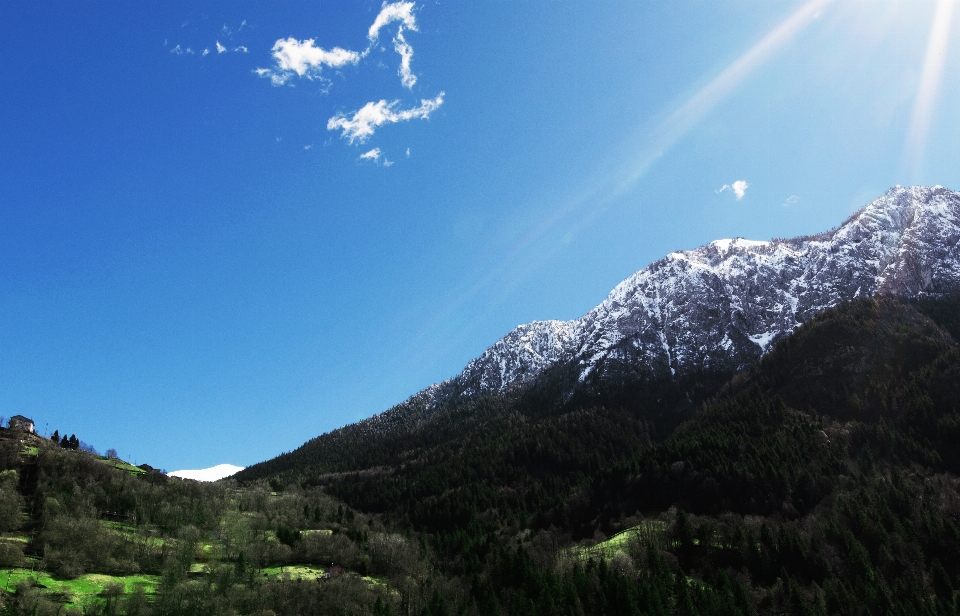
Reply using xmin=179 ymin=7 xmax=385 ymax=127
xmin=440 ymin=185 xmax=960 ymax=400
xmin=240 ymin=186 xmax=960 ymax=476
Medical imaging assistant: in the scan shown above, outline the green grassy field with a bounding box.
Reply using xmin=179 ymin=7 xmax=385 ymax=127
xmin=575 ymin=520 xmax=669 ymax=560
xmin=259 ymin=565 xmax=327 ymax=581
xmin=99 ymin=458 xmax=146 ymax=475
xmin=0 ymin=568 xmax=160 ymax=607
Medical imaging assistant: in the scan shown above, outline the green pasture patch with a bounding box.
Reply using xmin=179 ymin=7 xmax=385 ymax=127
xmin=198 ymin=541 xmax=218 ymax=557
xmin=99 ymin=458 xmax=146 ymax=475
xmin=575 ymin=520 xmax=669 ymax=561
xmin=0 ymin=568 xmax=160 ymax=607
xmin=260 ymin=565 xmax=326 ymax=581
xmin=0 ymin=535 xmax=29 ymax=544
xmin=0 ymin=568 xmax=52 ymax=593
xmin=361 ymin=575 xmax=389 ymax=587
xmin=301 ymin=529 xmax=333 ymax=537
xmin=20 ymin=446 xmax=38 ymax=456
xmin=99 ymin=521 xmax=165 ymax=547
xmin=62 ymin=573 xmax=159 ymax=605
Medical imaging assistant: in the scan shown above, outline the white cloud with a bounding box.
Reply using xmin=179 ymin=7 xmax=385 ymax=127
xmin=716 ymin=180 xmax=749 ymax=200
xmin=257 ymin=38 xmax=362 ymax=86
xmin=233 ymin=46 xmax=248 ymax=53
xmin=328 ymin=93 xmax=444 ymax=143
xmin=256 ymin=2 xmax=423 ymax=91
xmin=394 ymin=28 xmax=416 ymax=88
xmin=731 ymin=180 xmax=749 ymax=199
xmin=202 ymin=48 xmax=210 ymax=57
xmin=169 ymin=464 xmax=244 ymax=482
xmin=216 ymin=40 xmax=227 ymax=53
xmin=405 ymin=148 xmax=410 ymax=158
xmin=360 ymin=147 xmax=394 ymax=166
xmin=782 ymin=195 xmax=800 ymax=207
xmin=360 ymin=148 xmax=382 ymax=161
xmin=368 ymin=2 xmax=417 ymax=42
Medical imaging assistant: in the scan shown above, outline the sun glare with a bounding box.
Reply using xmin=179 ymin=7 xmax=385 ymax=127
xmin=903 ymin=0 xmax=957 ymax=180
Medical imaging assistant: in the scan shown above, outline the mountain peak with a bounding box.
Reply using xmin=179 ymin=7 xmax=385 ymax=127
xmin=434 ymin=186 xmax=960 ymax=402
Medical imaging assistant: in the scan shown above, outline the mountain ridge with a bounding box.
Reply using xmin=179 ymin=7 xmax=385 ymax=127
xmin=238 ymin=185 xmax=960 ymax=480
xmin=437 ymin=184 xmax=960 ymax=402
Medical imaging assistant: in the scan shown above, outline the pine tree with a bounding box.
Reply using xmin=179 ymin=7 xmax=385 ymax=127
xmin=50 ymin=429 xmax=59 ymax=444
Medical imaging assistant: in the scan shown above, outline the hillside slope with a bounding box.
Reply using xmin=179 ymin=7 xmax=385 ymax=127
xmin=241 ymin=294 xmax=960 ymax=615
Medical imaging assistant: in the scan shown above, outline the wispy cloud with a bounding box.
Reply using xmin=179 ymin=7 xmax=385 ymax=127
xmin=782 ymin=195 xmax=800 ymax=207
xmin=359 ymin=148 xmax=395 ymax=166
xmin=253 ymin=2 xmax=438 ymax=154
xmin=368 ymin=2 xmax=417 ymax=42
xmin=360 ymin=148 xmax=382 ymax=161
xmin=169 ymin=20 xmax=248 ymax=60
xmin=256 ymin=2 xmax=422 ymax=90
xmin=716 ymin=180 xmax=749 ymax=200
xmin=256 ymin=38 xmax=362 ymax=86
xmin=328 ymin=93 xmax=444 ymax=143
xmin=394 ymin=28 xmax=416 ymax=89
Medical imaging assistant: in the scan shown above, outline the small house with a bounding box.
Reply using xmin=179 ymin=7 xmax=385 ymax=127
xmin=323 ymin=565 xmax=344 ymax=579
xmin=8 ymin=415 xmax=35 ymax=433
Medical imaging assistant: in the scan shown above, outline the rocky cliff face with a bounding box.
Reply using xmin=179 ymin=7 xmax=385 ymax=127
xmin=443 ymin=185 xmax=960 ymax=400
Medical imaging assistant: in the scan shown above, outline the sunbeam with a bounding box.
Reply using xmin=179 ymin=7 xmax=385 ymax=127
xmin=903 ymin=0 xmax=956 ymax=181
xmin=616 ymin=0 xmax=833 ymax=194
xmin=403 ymin=0 xmax=835 ymax=366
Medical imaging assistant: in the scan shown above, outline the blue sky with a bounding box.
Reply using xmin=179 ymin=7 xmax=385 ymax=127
xmin=3 ymin=1 xmax=959 ymax=471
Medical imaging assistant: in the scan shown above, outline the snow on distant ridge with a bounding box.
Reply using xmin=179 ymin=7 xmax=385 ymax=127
xmin=439 ymin=185 xmax=960 ymax=398
xmin=344 ymin=186 xmax=960 ymax=439
xmin=170 ymin=464 xmax=244 ymax=482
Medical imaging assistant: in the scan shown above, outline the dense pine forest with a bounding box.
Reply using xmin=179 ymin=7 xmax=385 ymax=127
xmin=3 ymin=294 xmax=960 ymax=615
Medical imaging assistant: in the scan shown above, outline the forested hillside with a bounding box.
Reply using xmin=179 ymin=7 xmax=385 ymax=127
xmin=5 ymin=294 xmax=960 ymax=615
xmin=241 ymin=294 xmax=960 ymax=615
